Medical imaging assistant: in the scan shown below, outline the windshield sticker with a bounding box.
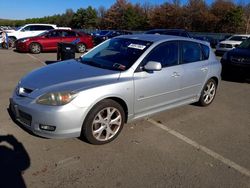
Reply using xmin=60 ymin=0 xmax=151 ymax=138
xmin=128 ymin=43 xmax=146 ymax=50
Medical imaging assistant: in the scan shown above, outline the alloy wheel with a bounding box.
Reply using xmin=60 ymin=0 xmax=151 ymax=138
xmin=203 ymin=81 xmax=216 ymax=104
xmin=92 ymin=107 xmax=122 ymax=141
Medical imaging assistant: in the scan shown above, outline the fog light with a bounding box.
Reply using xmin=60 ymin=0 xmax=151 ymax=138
xmin=39 ymin=124 xmax=56 ymax=131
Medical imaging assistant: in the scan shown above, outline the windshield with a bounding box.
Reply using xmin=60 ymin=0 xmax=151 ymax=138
xmin=80 ymin=38 xmax=152 ymax=71
xmin=15 ymin=26 xmax=22 ymax=31
xmin=238 ymin=38 xmax=250 ymax=49
xmin=99 ymin=30 xmax=110 ymax=35
xmin=37 ymin=31 xmax=49 ymax=36
xmin=229 ymin=36 xmax=248 ymax=41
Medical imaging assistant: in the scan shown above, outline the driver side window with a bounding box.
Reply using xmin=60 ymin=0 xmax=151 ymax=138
xmin=21 ymin=26 xmax=31 ymax=32
xmin=144 ymin=41 xmax=179 ymax=68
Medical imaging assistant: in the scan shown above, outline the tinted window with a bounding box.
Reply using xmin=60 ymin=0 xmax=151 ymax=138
xmin=144 ymin=41 xmax=179 ymax=67
xmin=201 ymin=44 xmax=210 ymax=60
xmin=62 ymin=31 xmax=76 ymax=37
xmin=22 ymin=26 xmax=31 ymax=31
xmin=47 ymin=30 xmax=61 ymax=38
xmin=182 ymin=41 xmax=202 ymax=63
xmin=164 ymin=31 xmax=180 ymax=36
xmin=229 ymin=36 xmax=248 ymax=41
xmin=238 ymin=38 xmax=250 ymax=49
xmin=30 ymin=25 xmax=54 ymax=31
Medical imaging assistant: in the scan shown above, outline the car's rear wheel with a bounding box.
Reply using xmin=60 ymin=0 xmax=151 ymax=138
xmin=76 ymin=43 xmax=86 ymax=53
xmin=198 ymin=79 xmax=217 ymax=106
xmin=82 ymin=99 xmax=125 ymax=145
xmin=8 ymin=37 xmax=16 ymax=48
xmin=29 ymin=43 xmax=42 ymax=54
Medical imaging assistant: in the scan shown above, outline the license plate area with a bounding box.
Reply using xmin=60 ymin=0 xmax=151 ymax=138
xmin=9 ymin=98 xmax=32 ymax=126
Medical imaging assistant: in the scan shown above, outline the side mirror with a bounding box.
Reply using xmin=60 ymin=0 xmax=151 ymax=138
xmin=144 ymin=61 xmax=162 ymax=71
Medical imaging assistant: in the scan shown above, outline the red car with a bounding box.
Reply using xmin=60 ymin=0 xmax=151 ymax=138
xmin=15 ymin=29 xmax=94 ymax=54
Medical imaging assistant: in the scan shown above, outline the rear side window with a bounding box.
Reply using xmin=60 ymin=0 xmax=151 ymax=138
xmin=201 ymin=44 xmax=210 ymax=60
xmin=47 ymin=30 xmax=61 ymax=38
xmin=181 ymin=41 xmax=202 ymax=63
xmin=30 ymin=25 xmax=54 ymax=31
xmin=62 ymin=31 xmax=77 ymax=37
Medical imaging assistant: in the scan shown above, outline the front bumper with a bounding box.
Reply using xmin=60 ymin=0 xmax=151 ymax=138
xmin=221 ymin=59 xmax=250 ymax=73
xmin=215 ymin=48 xmax=232 ymax=56
xmin=15 ymin=42 xmax=29 ymax=52
xmin=9 ymin=94 xmax=87 ymax=138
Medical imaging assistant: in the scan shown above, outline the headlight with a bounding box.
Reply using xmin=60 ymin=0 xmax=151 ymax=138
xmin=222 ymin=52 xmax=228 ymax=60
xmin=36 ymin=91 xmax=78 ymax=106
xmin=20 ymin=39 xmax=29 ymax=43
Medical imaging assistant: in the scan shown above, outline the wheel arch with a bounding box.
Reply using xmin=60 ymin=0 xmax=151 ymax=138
xmin=106 ymin=97 xmax=128 ymax=123
xmin=29 ymin=42 xmax=43 ymax=53
xmin=209 ymin=76 xmax=219 ymax=86
xmin=82 ymin=96 xmax=129 ymax=124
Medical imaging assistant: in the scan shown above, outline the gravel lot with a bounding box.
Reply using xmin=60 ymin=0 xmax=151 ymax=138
xmin=0 ymin=49 xmax=250 ymax=188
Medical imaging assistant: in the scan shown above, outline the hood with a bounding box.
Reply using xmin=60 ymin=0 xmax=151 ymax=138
xmin=19 ymin=59 xmax=121 ymax=98
xmin=228 ymin=48 xmax=250 ymax=58
xmin=220 ymin=40 xmax=242 ymax=45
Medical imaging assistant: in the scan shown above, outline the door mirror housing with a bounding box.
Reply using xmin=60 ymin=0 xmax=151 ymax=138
xmin=144 ymin=61 xmax=162 ymax=71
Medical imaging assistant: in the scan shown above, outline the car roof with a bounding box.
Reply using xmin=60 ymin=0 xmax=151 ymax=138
xmin=24 ymin=23 xmax=57 ymax=27
xmin=147 ymin=29 xmax=187 ymax=32
xmin=117 ymin=34 xmax=207 ymax=45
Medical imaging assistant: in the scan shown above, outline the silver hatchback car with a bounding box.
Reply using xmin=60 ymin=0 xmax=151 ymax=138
xmin=10 ymin=34 xmax=221 ymax=144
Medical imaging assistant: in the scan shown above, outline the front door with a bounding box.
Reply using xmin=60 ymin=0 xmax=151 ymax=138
xmin=133 ymin=41 xmax=182 ymax=117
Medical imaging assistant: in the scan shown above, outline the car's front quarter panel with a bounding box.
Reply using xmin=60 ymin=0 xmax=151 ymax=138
xmin=71 ymin=73 xmax=134 ymax=121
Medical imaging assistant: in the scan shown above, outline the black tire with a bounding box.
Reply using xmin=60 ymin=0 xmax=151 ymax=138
xmin=198 ymin=79 xmax=217 ymax=106
xmin=8 ymin=37 xmax=16 ymax=48
xmin=82 ymin=99 xmax=125 ymax=145
xmin=29 ymin=43 xmax=42 ymax=54
xmin=76 ymin=43 xmax=86 ymax=53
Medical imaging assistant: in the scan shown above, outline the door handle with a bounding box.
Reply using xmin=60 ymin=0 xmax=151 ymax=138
xmin=171 ymin=72 xmax=180 ymax=77
xmin=201 ymin=67 xmax=208 ymax=72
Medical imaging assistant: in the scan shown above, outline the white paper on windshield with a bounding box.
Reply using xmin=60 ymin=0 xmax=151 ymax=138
xmin=128 ymin=43 xmax=146 ymax=50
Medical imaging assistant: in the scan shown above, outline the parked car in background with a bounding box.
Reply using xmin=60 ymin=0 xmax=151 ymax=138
xmin=144 ymin=29 xmax=191 ymax=38
xmin=192 ymin=36 xmax=219 ymax=48
xmin=10 ymin=34 xmax=221 ymax=144
xmin=15 ymin=29 xmax=93 ymax=53
xmin=8 ymin=24 xmax=71 ymax=46
xmin=92 ymin=30 xmax=132 ymax=45
xmin=221 ymin=37 xmax=250 ymax=78
xmin=215 ymin=34 xmax=250 ymax=56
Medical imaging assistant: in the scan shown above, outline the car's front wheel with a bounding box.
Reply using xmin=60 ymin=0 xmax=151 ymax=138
xmin=82 ymin=99 xmax=125 ymax=145
xmin=29 ymin=43 xmax=42 ymax=54
xmin=198 ymin=79 xmax=217 ymax=106
xmin=8 ymin=37 xmax=16 ymax=48
xmin=76 ymin=43 xmax=86 ymax=53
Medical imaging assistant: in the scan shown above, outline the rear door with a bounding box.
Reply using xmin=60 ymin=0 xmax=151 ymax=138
xmin=133 ymin=41 xmax=183 ymax=116
xmin=179 ymin=41 xmax=209 ymax=100
xmin=61 ymin=30 xmax=78 ymax=43
xmin=42 ymin=30 xmax=62 ymax=50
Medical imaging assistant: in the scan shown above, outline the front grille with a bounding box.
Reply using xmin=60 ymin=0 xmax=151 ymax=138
xmin=18 ymin=110 xmax=32 ymax=126
xmin=219 ymin=43 xmax=233 ymax=48
xmin=231 ymin=56 xmax=250 ymax=64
